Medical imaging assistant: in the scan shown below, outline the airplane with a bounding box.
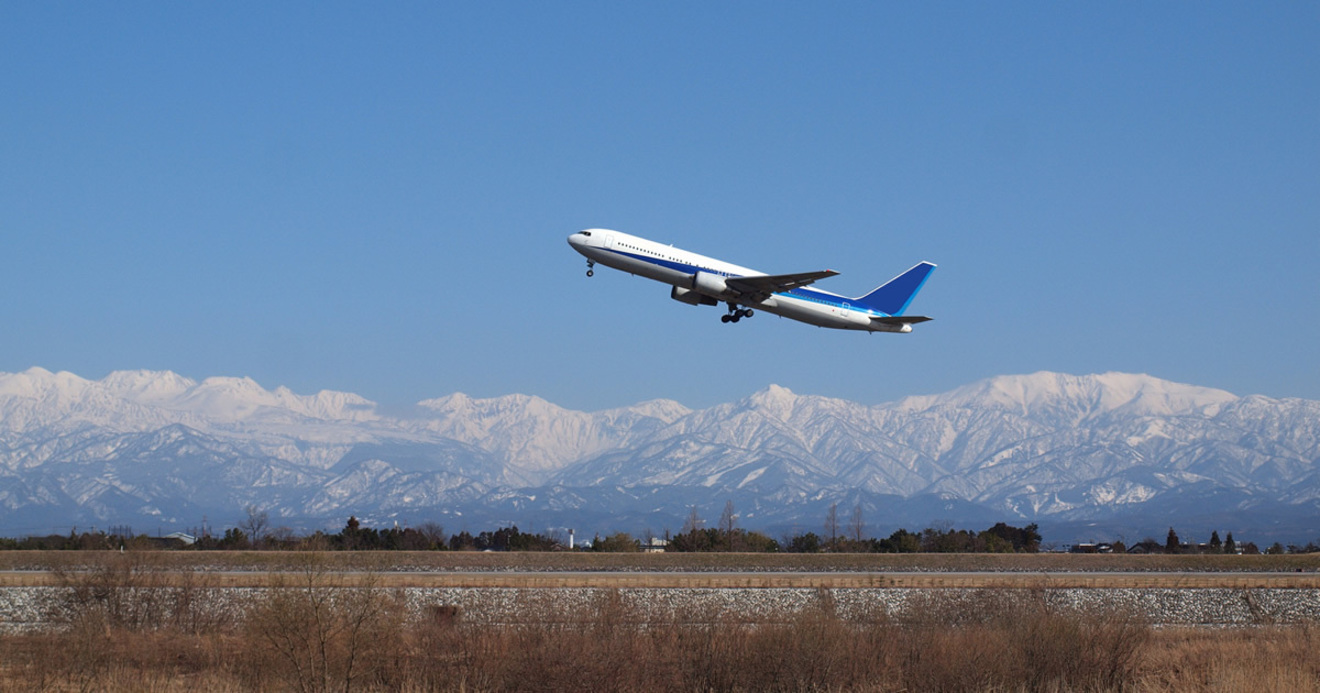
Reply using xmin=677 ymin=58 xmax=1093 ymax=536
xmin=567 ymin=229 xmax=935 ymax=333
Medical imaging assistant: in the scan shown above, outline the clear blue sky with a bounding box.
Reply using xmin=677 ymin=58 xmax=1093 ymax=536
xmin=2 ymin=3 xmax=1316 ymax=411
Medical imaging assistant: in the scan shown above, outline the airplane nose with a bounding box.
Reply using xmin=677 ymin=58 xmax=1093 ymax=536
xmin=567 ymin=231 xmax=595 ymax=249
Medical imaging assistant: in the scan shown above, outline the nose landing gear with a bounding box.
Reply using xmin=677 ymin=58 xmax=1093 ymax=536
xmin=586 ymin=260 xmax=595 ymax=277
xmin=721 ymin=303 xmax=753 ymax=324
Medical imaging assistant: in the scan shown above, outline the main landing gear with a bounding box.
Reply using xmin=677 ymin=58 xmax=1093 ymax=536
xmin=585 ymin=260 xmax=595 ymax=277
xmin=720 ymin=302 xmax=753 ymax=324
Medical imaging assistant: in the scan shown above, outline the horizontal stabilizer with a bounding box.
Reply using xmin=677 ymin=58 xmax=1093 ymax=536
xmin=871 ymin=315 xmax=933 ymax=325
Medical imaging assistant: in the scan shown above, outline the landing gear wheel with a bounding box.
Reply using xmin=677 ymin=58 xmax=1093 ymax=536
xmin=724 ymin=302 xmax=746 ymax=323
xmin=740 ymin=309 xmax=754 ymax=318
xmin=586 ymin=269 xmax=594 ymax=277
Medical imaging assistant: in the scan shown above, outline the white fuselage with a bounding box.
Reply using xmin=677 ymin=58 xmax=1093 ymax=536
xmin=567 ymin=229 xmax=913 ymax=332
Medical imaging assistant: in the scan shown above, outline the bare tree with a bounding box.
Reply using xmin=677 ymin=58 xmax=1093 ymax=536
xmin=825 ymin=502 xmax=839 ymax=551
xmin=269 ymin=526 xmax=295 ymax=546
xmin=849 ymin=503 xmax=865 ymax=544
xmin=417 ymin=521 xmax=447 ymax=549
xmin=240 ymin=505 xmax=270 ymax=548
xmin=682 ymin=505 xmax=704 ymax=534
xmin=719 ymin=500 xmax=738 ymax=552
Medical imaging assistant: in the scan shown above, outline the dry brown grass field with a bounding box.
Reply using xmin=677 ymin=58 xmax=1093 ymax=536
xmin=6 ymin=568 xmax=1320 ymax=589
xmin=1 ymin=557 xmax=1318 ymax=693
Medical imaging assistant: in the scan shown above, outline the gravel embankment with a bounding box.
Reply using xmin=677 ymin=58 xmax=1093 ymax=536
xmin=4 ymin=585 xmax=1319 ymax=633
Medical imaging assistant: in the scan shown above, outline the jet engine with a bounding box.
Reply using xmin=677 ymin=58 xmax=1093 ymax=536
xmin=671 ymin=286 xmax=718 ymax=306
xmin=689 ymin=270 xmax=729 ymax=299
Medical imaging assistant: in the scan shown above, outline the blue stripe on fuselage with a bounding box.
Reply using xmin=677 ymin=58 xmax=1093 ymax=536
xmin=602 ymin=248 xmax=889 ymax=317
xmin=782 ymin=288 xmax=888 ymax=316
xmin=601 ymin=247 xmax=717 ymax=276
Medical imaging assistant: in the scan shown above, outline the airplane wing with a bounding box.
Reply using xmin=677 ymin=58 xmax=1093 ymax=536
xmin=726 ymin=270 xmax=839 ymax=300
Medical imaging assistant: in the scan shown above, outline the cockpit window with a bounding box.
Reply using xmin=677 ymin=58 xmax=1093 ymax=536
xmin=581 ymin=231 xmax=592 ymax=236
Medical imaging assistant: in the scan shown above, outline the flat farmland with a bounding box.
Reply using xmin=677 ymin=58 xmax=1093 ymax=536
xmin=1 ymin=550 xmax=1318 ymax=589
xmin=6 ymin=570 xmax=1320 ymax=589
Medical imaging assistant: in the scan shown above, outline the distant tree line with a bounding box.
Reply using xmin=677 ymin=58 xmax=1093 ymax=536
xmin=1066 ymin=527 xmax=1318 ymax=556
xmin=0 ymin=518 xmax=1039 ymax=554
xmin=1118 ymin=527 xmax=1276 ymax=555
xmin=5 ymin=504 xmax=1319 ymax=555
xmin=665 ymin=501 xmax=1043 ymax=554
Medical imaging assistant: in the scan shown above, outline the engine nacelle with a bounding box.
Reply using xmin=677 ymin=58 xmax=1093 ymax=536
xmin=671 ymin=286 xmax=718 ymax=306
xmin=689 ymin=271 xmax=730 ymax=299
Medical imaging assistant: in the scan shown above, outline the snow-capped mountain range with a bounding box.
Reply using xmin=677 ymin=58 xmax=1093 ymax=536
xmin=1 ymin=367 xmax=1318 ymax=542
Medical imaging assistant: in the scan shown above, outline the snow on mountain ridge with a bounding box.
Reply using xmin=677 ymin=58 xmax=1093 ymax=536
xmin=0 ymin=367 xmax=94 ymax=401
xmin=414 ymin=391 xmax=691 ymax=483
xmin=743 ymin=384 xmax=799 ymax=421
xmin=0 ymin=368 xmax=380 ymax=428
xmin=895 ymin=371 xmax=1238 ymax=421
xmin=100 ymin=370 xmax=198 ymax=403
xmin=595 ymin=398 xmax=691 ymax=423
xmin=2 ymin=367 xmax=1316 ymax=538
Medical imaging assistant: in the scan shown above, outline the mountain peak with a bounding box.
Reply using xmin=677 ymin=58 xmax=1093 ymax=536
xmin=752 ymin=383 xmax=794 ymax=399
xmin=743 ymin=384 xmax=798 ymax=418
xmin=0 ymin=367 xmax=91 ymax=400
xmin=605 ymin=398 xmax=691 ymax=422
xmin=102 ymin=370 xmax=197 ymax=403
xmin=0 ymin=369 xmax=381 ymax=423
xmin=417 ymin=391 xmax=557 ymax=416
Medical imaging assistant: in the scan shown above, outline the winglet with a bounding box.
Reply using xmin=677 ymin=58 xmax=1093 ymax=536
xmin=854 ymin=262 xmax=936 ymax=316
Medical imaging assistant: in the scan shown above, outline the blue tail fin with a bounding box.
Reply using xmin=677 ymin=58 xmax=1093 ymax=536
xmin=854 ymin=262 xmax=936 ymax=315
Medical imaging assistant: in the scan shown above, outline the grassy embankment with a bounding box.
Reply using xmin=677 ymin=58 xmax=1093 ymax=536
xmin=1 ymin=554 xmax=1318 ymax=692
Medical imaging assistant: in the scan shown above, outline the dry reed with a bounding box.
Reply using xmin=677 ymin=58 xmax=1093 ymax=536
xmin=1 ymin=555 xmax=1317 ymax=692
